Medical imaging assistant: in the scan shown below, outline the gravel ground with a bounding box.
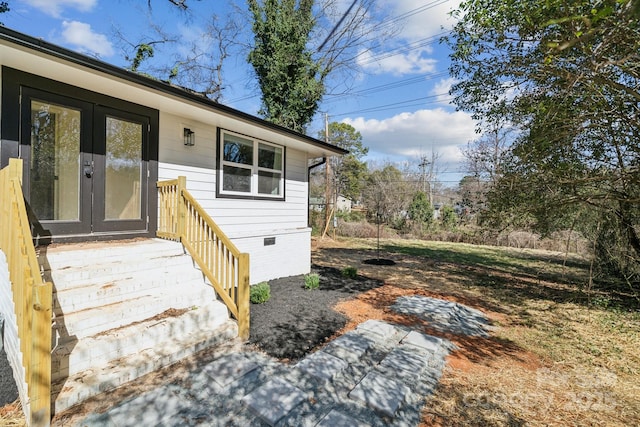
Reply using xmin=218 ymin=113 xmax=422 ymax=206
xmin=248 ymin=264 xmax=383 ymax=361
xmin=0 ymin=347 xmax=18 ymax=406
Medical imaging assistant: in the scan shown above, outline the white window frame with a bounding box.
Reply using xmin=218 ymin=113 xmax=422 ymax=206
xmin=219 ymin=129 xmax=285 ymax=200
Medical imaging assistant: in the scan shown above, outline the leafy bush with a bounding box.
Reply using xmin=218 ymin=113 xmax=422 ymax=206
xmin=250 ymin=282 xmax=271 ymax=304
xmin=441 ymin=205 xmax=458 ymax=230
xmin=408 ymin=191 xmax=434 ymax=224
xmin=304 ymin=273 xmax=320 ymax=290
xmin=341 ymin=266 xmax=358 ymax=278
xmin=336 ymin=210 xmax=365 ymax=222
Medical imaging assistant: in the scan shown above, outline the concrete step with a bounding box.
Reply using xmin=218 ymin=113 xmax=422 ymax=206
xmin=52 ymin=265 xmax=205 ymax=314
xmin=52 ymin=300 xmax=230 ymax=381
xmin=48 ymin=250 xmax=198 ymax=292
xmin=53 ymin=285 xmax=215 ymax=342
xmin=42 ymin=239 xmax=186 ymax=270
xmin=44 ymin=238 xmax=240 ymax=415
xmin=52 ymin=316 xmax=239 ymax=414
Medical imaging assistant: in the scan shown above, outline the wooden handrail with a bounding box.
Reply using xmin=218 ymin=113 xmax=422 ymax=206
xmin=157 ymin=177 xmax=250 ymax=339
xmin=0 ymin=159 xmax=53 ymax=427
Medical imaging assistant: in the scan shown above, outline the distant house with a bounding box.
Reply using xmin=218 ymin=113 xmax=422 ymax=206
xmin=309 ymin=196 xmax=326 ymax=212
xmin=336 ymin=195 xmax=352 ymax=213
xmin=433 ymin=203 xmax=443 ymax=220
xmin=0 ymin=27 xmax=347 ymax=283
xmin=309 ymin=195 xmax=352 ymax=213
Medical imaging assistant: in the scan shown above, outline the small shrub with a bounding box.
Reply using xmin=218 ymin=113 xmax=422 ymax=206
xmin=341 ymin=266 xmax=358 ymax=278
xmin=250 ymin=282 xmax=271 ymax=304
xmin=304 ymin=273 xmax=320 ymax=290
xmin=336 ymin=210 xmax=365 ymax=222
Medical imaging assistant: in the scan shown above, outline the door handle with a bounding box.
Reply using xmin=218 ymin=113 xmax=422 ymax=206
xmin=84 ymin=161 xmax=93 ymax=178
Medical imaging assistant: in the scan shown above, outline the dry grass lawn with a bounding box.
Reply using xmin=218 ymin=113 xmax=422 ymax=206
xmin=313 ymin=237 xmax=640 ymax=426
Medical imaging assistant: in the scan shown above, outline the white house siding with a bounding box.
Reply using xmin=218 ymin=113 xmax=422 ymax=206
xmin=158 ymin=112 xmax=312 ymax=283
xmin=0 ymin=250 xmax=29 ymax=415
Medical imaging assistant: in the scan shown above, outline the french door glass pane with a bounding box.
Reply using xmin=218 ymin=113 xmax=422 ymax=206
xmin=30 ymin=100 xmax=81 ymax=221
xmin=105 ymin=116 xmax=142 ymax=220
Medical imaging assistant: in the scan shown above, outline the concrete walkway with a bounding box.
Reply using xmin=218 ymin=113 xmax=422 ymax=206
xmin=76 ymin=297 xmax=490 ymax=426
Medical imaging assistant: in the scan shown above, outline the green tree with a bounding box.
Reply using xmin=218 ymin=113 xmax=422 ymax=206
xmin=408 ymin=191 xmax=433 ymax=225
xmin=247 ymin=0 xmax=384 ymax=132
xmin=440 ymin=205 xmax=458 ymax=230
xmin=0 ymin=1 xmax=8 ymax=24
xmin=318 ymin=122 xmax=368 ymax=201
xmin=447 ymin=0 xmax=640 ymax=286
xmin=248 ymin=0 xmax=323 ymax=132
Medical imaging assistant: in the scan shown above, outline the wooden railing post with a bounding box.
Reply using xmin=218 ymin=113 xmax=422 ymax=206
xmin=176 ymin=176 xmax=187 ymax=238
xmin=30 ymin=281 xmax=52 ymax=427
xmin=237 ymin=253 xmax=250 ymax=340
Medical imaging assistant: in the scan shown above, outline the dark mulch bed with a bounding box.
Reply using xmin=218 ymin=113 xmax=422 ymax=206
xmin=248 ymin=265 xmax=383 ymax=361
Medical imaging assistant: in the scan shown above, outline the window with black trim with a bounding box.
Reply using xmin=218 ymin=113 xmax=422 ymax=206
xmin=219 ymin=130 xmax=284 ymax=199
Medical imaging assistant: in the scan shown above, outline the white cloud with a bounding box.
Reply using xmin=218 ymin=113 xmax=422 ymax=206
xmin=432 ymin=77 xmax=457 ymax=104
xmin=358 ymin=0 xmax=462 ymax=76
xmin=61 ymin=21 xmax=114 ymax=57
xmin=23 ymin=0 xmax=97 ymax=18
xmin=379 ymin=0 xmax=462 ymax=41
xmin=358 ymin=48 xmax=437 ymax=76
xmin=343 ymin=108 xmax=476 ymax=165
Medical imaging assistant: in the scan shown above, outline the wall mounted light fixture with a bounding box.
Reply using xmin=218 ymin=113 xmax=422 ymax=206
xmin=184 ymin=128 xmax=195 ymax=146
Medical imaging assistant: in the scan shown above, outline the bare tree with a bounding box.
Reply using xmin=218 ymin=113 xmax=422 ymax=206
xmin=311 ymin=0 xmax=398 ymax=96
xmin=163 ymin=15 xmax=241 ymax=101
xmin=114 ymin=9 xmax=241 ymax=101
xmin=462 ymin=122 xmax=513 ymax=184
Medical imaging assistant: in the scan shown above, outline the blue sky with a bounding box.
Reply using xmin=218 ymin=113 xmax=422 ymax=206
xmin=2 ymin=0 xmax=477 ymax=186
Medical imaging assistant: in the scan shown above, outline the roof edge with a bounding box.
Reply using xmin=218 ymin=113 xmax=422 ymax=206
xmin=0 ymin=26 xmax=348 ymax=156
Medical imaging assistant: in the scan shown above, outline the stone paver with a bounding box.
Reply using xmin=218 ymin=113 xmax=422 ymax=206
xmin=202 ymin=353 xmax=259 ymax=388
xmin=74 ymin=294 xmax=491 ymax=427
xmin=379 ymin=347 xmax=429 ymax=377
xmin=296 ymin=351 xmax=348 ymax=381
xmin=323 ymin=331 xmax=374 ymax=363
xmin=242 ymin=377 xmax=306 ymax=426
xmin=316 ymin=409 xmax=370 ymax=427
xmin=402 ymin=330 xmax=451 ymax=353
xmin=349 ymin=371 xmax=411 ymax=417
xmin=392 ymin=295 xmax=492 ymax=336
xmin=357 ymin=319 xmax=399 ymax=339
xmin=83 ymin=384 xmax=207 ymax=427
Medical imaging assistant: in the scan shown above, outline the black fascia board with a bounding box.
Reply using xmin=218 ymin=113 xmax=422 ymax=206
xmin=0 ymin=26 xmax=348 ymax=156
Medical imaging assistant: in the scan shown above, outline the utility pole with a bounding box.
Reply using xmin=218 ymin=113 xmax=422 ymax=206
xmin=429 ymin=149 xmax=435 ymax=205
xmin=324 ymin=113 xmax=332 ymax=236
xmin=419 ymin=155 xmax=429 ymax=194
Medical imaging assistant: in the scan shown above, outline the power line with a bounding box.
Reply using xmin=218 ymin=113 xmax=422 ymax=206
xmin=331 ymin=92 xmax=452 ymax=117
xmin=324 ymin=70 xmax=450 ymax=104
xmin=357 ymin=31 xmax=450 ymax=65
